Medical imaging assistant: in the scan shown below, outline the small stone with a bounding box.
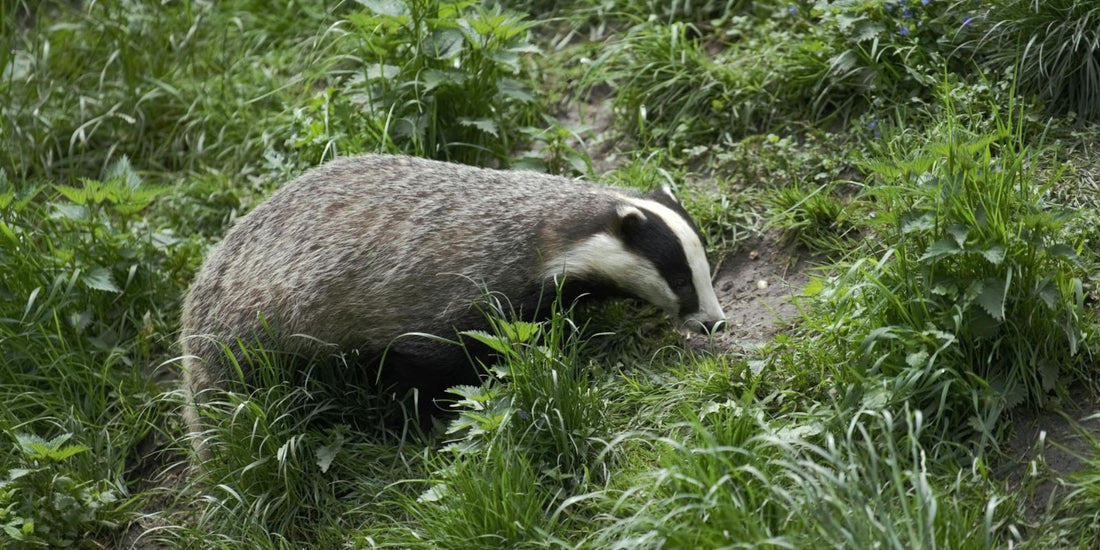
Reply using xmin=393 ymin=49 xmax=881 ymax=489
xmin=749 ymin=250 xmax=759 ymax=260
xmin=756 ymin=279 xmax=768 ymax=290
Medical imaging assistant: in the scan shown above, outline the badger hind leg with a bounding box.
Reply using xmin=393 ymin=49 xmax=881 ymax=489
xmin=375 ymin=339 xmax=486 ymax=428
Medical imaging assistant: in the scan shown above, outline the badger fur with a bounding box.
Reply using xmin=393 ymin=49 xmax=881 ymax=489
xmin=181 ymin=154 xmax=725 ymax=427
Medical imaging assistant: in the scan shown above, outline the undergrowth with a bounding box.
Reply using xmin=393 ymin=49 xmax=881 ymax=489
xmin=2 ymin=0 xmax=1098 ymax=548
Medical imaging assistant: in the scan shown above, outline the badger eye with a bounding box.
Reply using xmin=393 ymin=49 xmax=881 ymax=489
xmin=671 ymin=277 xmax=690 ymax=289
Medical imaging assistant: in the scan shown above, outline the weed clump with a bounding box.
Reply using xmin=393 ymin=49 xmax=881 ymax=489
xmin=337 ymin=0 xmax=543 ymax=166
xmin=800 ymin=97 xmax=1092 ymax=450
xmin=967 ymin=0 xmax=1100 ymax=123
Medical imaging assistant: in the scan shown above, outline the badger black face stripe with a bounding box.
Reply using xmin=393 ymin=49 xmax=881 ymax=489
xmin=620 ymin=194 xmax=726 ymax=329
xmin=537 ymin=190 xmax=725 ymax=329
xmin=645 ymin=187 xmax=708 ymax=248
xmin=619 ymin=207 xmax=700 ymax=317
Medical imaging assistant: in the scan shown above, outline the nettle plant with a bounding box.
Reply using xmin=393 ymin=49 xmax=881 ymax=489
xmin=1 ymin=433 xmax=120 ymax=547
xmin=807 ymin=103 xmax=1089 ymax=448
xmin=0 ymin=158 xmax=185 ymax=355
xmin=337 ymin=0 xmax=542 ymax=165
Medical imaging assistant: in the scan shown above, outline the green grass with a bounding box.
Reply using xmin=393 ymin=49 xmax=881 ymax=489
xmin=2 ymin=0 xmax=1099 ymax=548
xmin=968 ymin=0 xmax=1100 ymax=123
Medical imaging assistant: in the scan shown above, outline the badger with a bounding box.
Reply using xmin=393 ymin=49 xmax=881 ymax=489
xmin=180 ymin=154 xmax=725 ymax=430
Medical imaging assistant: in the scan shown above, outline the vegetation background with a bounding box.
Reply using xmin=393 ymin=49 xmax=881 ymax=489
xmin=2 ymin=0 xmax=1100 ymax=547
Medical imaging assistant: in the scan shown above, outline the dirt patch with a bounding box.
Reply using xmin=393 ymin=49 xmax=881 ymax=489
xmin=686 ymin=231 xmax=815 ymax=350
xmin=1005 ymin=386 xmax=1100 ymax=518
xmin=554 ymin=89 xmax=619 ymax=175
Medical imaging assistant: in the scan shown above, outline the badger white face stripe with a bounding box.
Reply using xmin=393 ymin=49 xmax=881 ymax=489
xmin=659 ymin=185 xmax=679 ymax=203
xmin=541 ymin=233 xmax=680 ymax=315
xmin=619 ymin=195 xmax=726 ymax=329
xmin=542 ymin=191 xmax=726 ymax=331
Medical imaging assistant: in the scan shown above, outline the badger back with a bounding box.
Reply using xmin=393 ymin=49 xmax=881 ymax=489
xmin=180 ymin=155 xmax=724 ymax=378
xmin=182 ymin=156 xmax=623 ymax=358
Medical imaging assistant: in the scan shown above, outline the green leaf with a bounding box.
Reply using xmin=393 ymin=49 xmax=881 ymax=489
xmin=426 ymin=28 xmax=464 ymax=59
xmin=485 ymin=49 xmax=520 ymax=71
xmin=446 ymin=384 xmax=493 ymax=406
xmin=55 ymin=185 xmax=88 ymax=205
xmin=421 ymin=68 xmax=467 ymax=91
xmin=975 ymin=273 xmax=1011 ymax=322
xmin=16 ymin=432 xmax=53 ymax=452
xmin=459 ymin=330 xmax=512 ymax=356
xmin=978 ymin=244 xmax=1005 ymax=266
xmin=802 ymin=277 xmax=825 ymax=296
xmin=51 ymin=203 xmax=87 ymax=221
xmin=906 ymin=350 xmax=929 ymax=368
xmin=947 ymin=224 xmax=969 ymax=247
xmin=497 ymin=78 xmax=534 ymax=103
xmin=83 ymin=267 xmax=121 ymax=293
xmin=365 ymin=64 xmax=401 ymax=80
xmin=458 ymin=118 xmax=498 ymax=137
xmin=8 ymin=468 xmax=32 ymax=481
xmin=316 ymin=443 xmax=339 ymax=474
xmin=919 ymin=238 xmax=961 ymax=262
xmin=499 ymin=320 xmax=539 ymax=343
xmin=851 ymin=20 xmax=885 ymax=42
xmin=1049 ymin=243 xmax=1077 ymax=259
xmin=105 ymin=156 xmax=141 ymax=191
xmin=900 ymin=212 xmax=933 ymax=234
xmin=834 ymin=13 xmax=863 ymax=33
xmin=0 ymin=220 xmax=17 ymax=246
xmin=418 ymin=483 xmax=448 ymax=503
xmin=1037 ymin=278 xmax=1058 ymax=309
xmin=355 ymin=0 xmax=408 ymax=17
xmin=967 ymin=306 xmax=1000 ymax=339
xmin=50 ymin=443 xmax=90 ymax=461
xmin=15 ymin=432 xmax=87 ymax=461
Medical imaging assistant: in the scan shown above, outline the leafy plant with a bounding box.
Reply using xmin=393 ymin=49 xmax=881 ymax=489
xmin=0 ymin=158 xmax=197 ymax=548
xmin=513 ymin=115 xmax=593 ymax=176
xmin=342 ymin=0 xmax=543 ymax=166
xmin=781 ymin=0 xmax=983 ymax=120
xmin=0 ymin=433 xmax=121 ymax=547
xmin=448 ymin=302 xmax=608 ymax=487
xmin=593 ymin=20 xmax=761 ymax=148
xmin=580 ymin=403 xmax=1015 ymax=548
xmin=801 ymin=97 xmax=1091 ymax=450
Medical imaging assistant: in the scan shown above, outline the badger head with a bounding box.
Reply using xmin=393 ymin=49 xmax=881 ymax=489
xmin=544 ymin=186 xmax=727 ymax=333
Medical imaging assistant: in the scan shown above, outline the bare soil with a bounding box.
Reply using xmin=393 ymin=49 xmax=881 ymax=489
xmin=686 ymin=230 xmax=815 ymax=351
xmin=1005 ymin=385 xmax=1100 ymax=519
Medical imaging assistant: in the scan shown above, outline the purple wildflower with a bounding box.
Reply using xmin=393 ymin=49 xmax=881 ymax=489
xmin=922 ymin=0 xmax=929 ymax=4
xmin=899 ymin=25 xmax=910 ymax=35
xmin=885 ymin=2 xmax=893 ymax=11
xmin=789 ymin=4 xmax=797 ymax=14
xmin=903 ymin=9 xmax=913 ymax=17
xmin=963 ymin=16 xmax=973 ymax=26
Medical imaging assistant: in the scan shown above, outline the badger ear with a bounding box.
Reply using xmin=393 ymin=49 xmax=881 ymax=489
xmin=610 ymin=204 xmax=647 ymax=236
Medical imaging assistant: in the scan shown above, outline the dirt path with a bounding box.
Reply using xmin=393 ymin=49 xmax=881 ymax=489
xmin=692 ymin=231 xmax=814 ymax=350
